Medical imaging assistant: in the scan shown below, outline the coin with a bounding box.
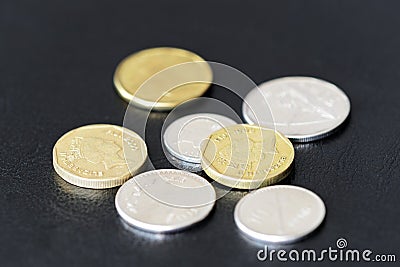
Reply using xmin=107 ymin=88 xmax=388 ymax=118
xmin=242 ymin=76 xmax=351 ymax=142
xmin=115 ymin=169 xmax=216 ymax=233
xmin=53 ymin=124 xmax=147 ymax=189
xmin=114 ymin=47 xmax=212 ymax=111
xmin=164 ymin=149 xmax=203 ymax=172
xmin=201 ymin=124 xmax=294 ymax=189
xmin=163 ymin=113 xmax=237 ymax=165
xmin=234 ymin=185 xmax=326 ymax=243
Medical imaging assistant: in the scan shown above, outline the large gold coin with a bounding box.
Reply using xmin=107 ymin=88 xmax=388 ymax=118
xmin=114 ymin=47 xmax=212 ymax=111
xmin=201 ymin=124 xmax=294 ymax=189
xmin=53 ymin=124 xmax=147 ymax=189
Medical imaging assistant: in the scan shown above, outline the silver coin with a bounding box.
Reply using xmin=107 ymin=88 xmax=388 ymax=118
xmin=163 ymin=113 xmax=237 ymax=164
xmin=242 ymin=76 xmax=350 ymax=142
xmin=234 ymin=185 xmax=325 ymax=243
xmin=115 ymin=169 xmax=216 ymax=233
xmin=165 ymin=150 xmax=203 ymax=172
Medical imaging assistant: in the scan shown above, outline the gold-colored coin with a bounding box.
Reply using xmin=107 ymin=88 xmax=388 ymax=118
xmin=114 ymin=47 xmax=212 ymax=111
xmin=201 ymin=124 xmax=294 ymax=189
xmin=53 ymin=124 xmax=147 ymax=189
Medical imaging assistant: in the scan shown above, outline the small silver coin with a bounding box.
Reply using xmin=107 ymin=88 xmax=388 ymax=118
xmin=242 ymin=76 xmax=350 ymax=142
xmin=165 ymin=150 xmax=203 ymax=172
xmin=163 ymin=113 xmax=237 ymax=164
xmin=115 ymin=169 xmax=215 ymax=233
xmin=234 ymin=185 xmax=325 ymax=243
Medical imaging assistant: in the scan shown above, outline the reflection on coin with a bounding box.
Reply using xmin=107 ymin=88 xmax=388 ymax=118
xmin=114 ymin=47 xmax=212 ymax=111
xmin=163 ymin=113 xmax=237 ymax=164
xmin=115 ymin=169 xmax=216 ymax=233
xmin=234 ymin=185 xmax=325 ymax=243
xmin=53 ymin=124 xmax=147 ymax=189
xmin=242 ymin=76 xmax=350 ymax=142
xmin=201 ymin=124 xmax=294 ymax=189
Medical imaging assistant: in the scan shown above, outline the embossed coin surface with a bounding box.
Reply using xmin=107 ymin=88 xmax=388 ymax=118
xmin=201 ymin=124 xmax=294 ymax=189
xmin=115 ymin=169 xmax=216 ymax=233
xmin=163 ymin=113 xmax=237 ymax=164
xmin=53 ymin=124 xmax=147 ymax=189
xmin=242 ymin=76 xmax=350 ymax=142
xmin=234 ymin=185 xmax=326 ymax=243
xmin=114 ymin=47 xmax=212 ymax=111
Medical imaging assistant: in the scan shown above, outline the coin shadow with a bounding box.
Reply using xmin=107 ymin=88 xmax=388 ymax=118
xmin=235 ymin=216 xmax=326 ymax=250
xmin=118 ymin=218 xmax=175 ymax=242
xmin=299 ymin=217 xmax=327 ymax=244
xmin=195 ymin=169 xmax=297 ymax=201
xmin=235 ymin=229 xmax=297 ymax=250
xmin=275 ymin=165 xmax=296 ymax=185
xmin=50 ymin=171 xmax=119 ymax=224
xmin=293 ymin=114 xmax=351 ymax=146
xmin=325 ymin=113 xmax=351 ymax=143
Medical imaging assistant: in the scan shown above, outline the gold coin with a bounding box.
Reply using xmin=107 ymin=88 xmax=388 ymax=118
xmin=53 ymin=124 xmax=147 ymax=189
xmin=114 ymin=47 xmax=212 ymax=111
xmin=201 ymin=124 xmax=294 ymax=189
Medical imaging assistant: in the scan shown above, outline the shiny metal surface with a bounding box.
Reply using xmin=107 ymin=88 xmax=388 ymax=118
xmin=164 ymin=150 xmax=203 ymax=172
xmin=114 ymin=47 xmax=212 ymax=111
xmin=234 ymin=185 xmax=326 ymax=243
xmin=242 ymin=76 xmax=350 ymax=142
xmin=163 ymin=113 xmax=236 ymax=164
xmin=115 ymin=169 xmax=216 ymax=233
xmin=201 ymin=124 xmax=294 ymax=189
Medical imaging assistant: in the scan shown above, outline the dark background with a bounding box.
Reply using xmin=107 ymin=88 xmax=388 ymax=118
xmin=1 ymin=0 xmax=400 ymax=266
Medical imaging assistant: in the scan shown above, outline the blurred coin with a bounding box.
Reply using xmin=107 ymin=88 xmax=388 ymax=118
xmin=201 ymin=124 xmax=294 ymax=189
xmin=53 ymin=124 xmax=147 ymax=189
xmin=242 ymin=76 xmax=350 ymax=142
xmin=163 ymin=113 xmax=237 ymax=164
xmin=115 ymin=169 xmax=215 ymax=233
xmin=114 ymin=47 xmax=212 ymax=111
xmin=234 ymin=185 xmax=326 ymax=243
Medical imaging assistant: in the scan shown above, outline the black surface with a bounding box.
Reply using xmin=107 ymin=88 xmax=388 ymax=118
xmin=1 ymin=0 xmax=400 ymax=266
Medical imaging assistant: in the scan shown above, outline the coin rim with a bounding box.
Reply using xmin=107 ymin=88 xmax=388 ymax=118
xmin=164 ymin=149 xmax=203 ymax=172
xmin=234 ymin=185 xmax=326 ymax=243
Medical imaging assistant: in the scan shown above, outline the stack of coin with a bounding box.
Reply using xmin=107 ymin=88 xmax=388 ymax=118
xmin=162 ymin=113 xmax=237 ymax=172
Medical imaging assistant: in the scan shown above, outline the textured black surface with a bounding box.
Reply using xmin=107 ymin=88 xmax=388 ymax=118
xmin=1 ymin=0 xmax=400 ymax=266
